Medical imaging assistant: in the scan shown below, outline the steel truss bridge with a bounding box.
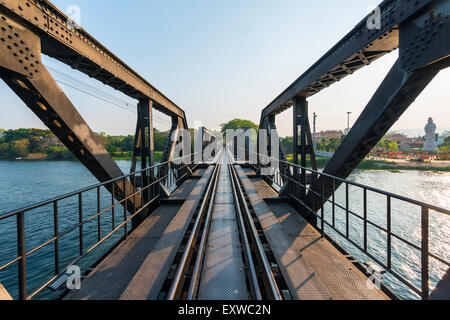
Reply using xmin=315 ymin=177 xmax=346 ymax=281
xmin=0 ymin=0 xmax=449 ymax=300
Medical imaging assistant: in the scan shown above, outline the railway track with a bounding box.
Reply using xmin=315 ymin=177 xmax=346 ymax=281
xmin=160 ymin=149 xmax=289 ymax=300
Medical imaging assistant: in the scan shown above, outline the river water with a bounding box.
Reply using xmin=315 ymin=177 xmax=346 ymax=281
xmin=0 ymin=160 xmax=448 ymax=299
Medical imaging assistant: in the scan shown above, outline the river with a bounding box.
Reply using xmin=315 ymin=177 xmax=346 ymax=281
xmin=0 ymin=160 xmax=448 ymax=300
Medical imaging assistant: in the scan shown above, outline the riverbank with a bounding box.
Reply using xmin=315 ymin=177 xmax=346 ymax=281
xmin=1 ymin=151 xmax=164 ymax=163
xmin=112 ymin=151 xmax=163 ymax=162
xmin=285 ymin=155 xmax=450 ymax=172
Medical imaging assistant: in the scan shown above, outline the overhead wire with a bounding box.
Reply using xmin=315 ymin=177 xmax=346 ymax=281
xmin=44 ymin=64 xmax=173 ymax=127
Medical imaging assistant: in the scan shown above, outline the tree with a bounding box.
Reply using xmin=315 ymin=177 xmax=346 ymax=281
xmin=45 ymin=146 xmax=74 ymax=160
xmin=386 ymin=140 xmax=399 ymax=152
xmin=10 ymin=139 xmax=30 ymax=157
xmin=220 ymin=119 xmax=258 ymax=133
xmin=280 ymin=136 xmax=293 ymax=154
xmin=0 ymin=143 xmax=8 ymax=158
xmin=442 ymin=136 xmax=450 ymax=147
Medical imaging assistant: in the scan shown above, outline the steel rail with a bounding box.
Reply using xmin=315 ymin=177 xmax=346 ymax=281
xmin=248 ymin=149 xmax=450 ymax=215
xmin=166 ymin=158 xmax=221 ymax=300
xmin=186 ymin=158 xmax=222 ymax=299
xmin=226 ymin=151 xmax=263 ymax=300
xmin=0 ymin=154 xmax=194 ymax=220
xmin=246 ymin=148 xmax=449 ymax=299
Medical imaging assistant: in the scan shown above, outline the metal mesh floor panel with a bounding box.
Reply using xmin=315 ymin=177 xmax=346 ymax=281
xmin=235 ymin=166 xmax=389 ymax=300
xmin=198 ymin=165 xmax=248 ymax=300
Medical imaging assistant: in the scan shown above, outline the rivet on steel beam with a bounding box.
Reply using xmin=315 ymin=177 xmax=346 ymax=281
xmin=53 ymin=120 xmax=62 ymax=128
xmin=36 ymin=102 xmax=47 ymax=111
xmin=68 ymin=136 xmax=74 ymax=143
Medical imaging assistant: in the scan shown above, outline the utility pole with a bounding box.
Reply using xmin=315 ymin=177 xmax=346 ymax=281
xmin=313 ymin=112 xmax=317 ymax=150
xmin=346 ymin=112 xmax=352 ymax=132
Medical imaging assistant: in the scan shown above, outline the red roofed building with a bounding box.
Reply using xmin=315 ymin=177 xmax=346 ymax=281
xmin=386 ymin=133 xmax=424 ymax=150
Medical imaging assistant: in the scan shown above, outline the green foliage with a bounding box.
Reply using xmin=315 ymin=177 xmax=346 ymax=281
xmin=280 ymin=136 xmax=293 ymax=153
xmin=0 ymin=128 xmax=170 ymax=160
xmin=220 ymin=119 xmax=258 ymax=133
xmin=442 ymin=136 xmax=450 ymax=147
xmin=375 ymin=138 xmax=399 ymax=153
xmin=45 ymin=146 xmax=74 ymax=160
xmin=315 ymin=135 xmax=346 ymax=152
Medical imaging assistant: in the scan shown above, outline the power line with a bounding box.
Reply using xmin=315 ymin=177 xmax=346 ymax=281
xmin=45 ymin=64 xmax=172 ymax=127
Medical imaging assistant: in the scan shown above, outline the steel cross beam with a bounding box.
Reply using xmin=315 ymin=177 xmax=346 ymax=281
xmin=304 ymin=0 xmax=450 ymax=214
xmin=0 ymin=16 xmax=141 ymax=209
xmin=260 ymin=0 xmax=433 ymax=119
xmin=306 ymin=57 xmax=449 ymax=213
xmin=0 ymin=0 xmax=186 ymax=118
xmin=158 ymin=115 xmax=191 ymax=196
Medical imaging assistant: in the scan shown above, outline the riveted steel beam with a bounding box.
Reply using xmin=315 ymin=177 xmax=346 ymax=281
xmin=306 ymin=56 xmax=449 ymax=214
xmin=0 ymin=13 xmax=141 ymax=209
xmin=303 ymin=0 xmax=450 ymax=215
xmin=0 ymin=0 xmax=186 ymax=119
xmin=261 ymin=0 xmax=432 ymax=119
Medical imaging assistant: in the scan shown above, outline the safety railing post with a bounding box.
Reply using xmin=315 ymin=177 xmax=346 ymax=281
xmin=17 ymin=211 xmax=26 ymax=300
xmin=421 ymin=206 xmax=429 ymax=299
xmin=387 ymin=196 xmax=392 ymax=269
xmin=53 ymin=202 xmax=59 ymax=275
xmin=78 ymin=193 xmax=83 ymax=255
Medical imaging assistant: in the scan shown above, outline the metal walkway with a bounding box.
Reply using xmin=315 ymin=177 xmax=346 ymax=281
xmin=65 ymin=166 xmax=216 ymax=300
xmin=62 ymin=154 xmax=390 ymax=300
xmin=197 ymin=158 xmax=248 ymax=300
xmin=235 ymin=166 xmax=388 ymax=300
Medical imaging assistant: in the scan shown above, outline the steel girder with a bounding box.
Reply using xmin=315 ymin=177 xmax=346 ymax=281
xmin=199 ymin=127 xmax=217 ymax=161
xmin=306 ymin=57 xmax=449 ymax=213
xmin=0 ymin=15 xmax=141 ymax=209
xmin=292 ymin=97 xmax=318 ymax=200
xmin=158 ymin=115 xmax=191 ymax=196
xmin=0 ymin=0 xmax=186 ymax=118
xmin=257 ymin=114 xmax=291 ymax=186
xmin=260 ymin=0 xmax=433 ymax=119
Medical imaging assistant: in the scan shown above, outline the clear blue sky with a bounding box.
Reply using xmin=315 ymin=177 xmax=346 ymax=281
xmin=1 ymin=0 xmax=449 ymax=137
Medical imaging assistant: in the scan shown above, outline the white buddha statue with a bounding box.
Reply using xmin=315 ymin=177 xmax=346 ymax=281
xmin=423 ymin=117 xmax=438 ymax=152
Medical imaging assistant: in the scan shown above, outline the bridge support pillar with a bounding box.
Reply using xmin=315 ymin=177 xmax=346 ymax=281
xmin=292 ymin=97 xmax=317 ymax=200
xmin=130 ymin=99 xmax=156 ymax=228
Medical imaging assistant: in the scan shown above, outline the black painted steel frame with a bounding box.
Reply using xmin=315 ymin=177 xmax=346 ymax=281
xmin=256 ymin=0 xmax=449 ymax=216
xmin=249 ymin=0 xmax=450 ymax=299
xmin=0 ymin=0 xmax=203 ymax=229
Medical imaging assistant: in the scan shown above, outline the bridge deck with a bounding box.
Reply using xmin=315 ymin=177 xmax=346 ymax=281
xmin=235 ymin=165 xmax=388 ymax=300
xmin=66 ymin=166 xmax=214 ymax=300
xmin=65 ymin=164 xmax=388 ymax=300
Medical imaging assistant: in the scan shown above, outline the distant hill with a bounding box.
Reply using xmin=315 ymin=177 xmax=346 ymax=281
xmin=393 ymin=127 xmax=450 ymax=138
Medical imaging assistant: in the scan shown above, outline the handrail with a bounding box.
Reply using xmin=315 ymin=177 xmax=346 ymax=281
xmin=0 ymin=157 xmax=195 ymax=300
xmin=249 ymin=149 xmax=450 ymax=216
xmin=0 ymin=154 xmax=194 ymax=220
xmin=237 ymin=148 xmax=449 ymax=299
